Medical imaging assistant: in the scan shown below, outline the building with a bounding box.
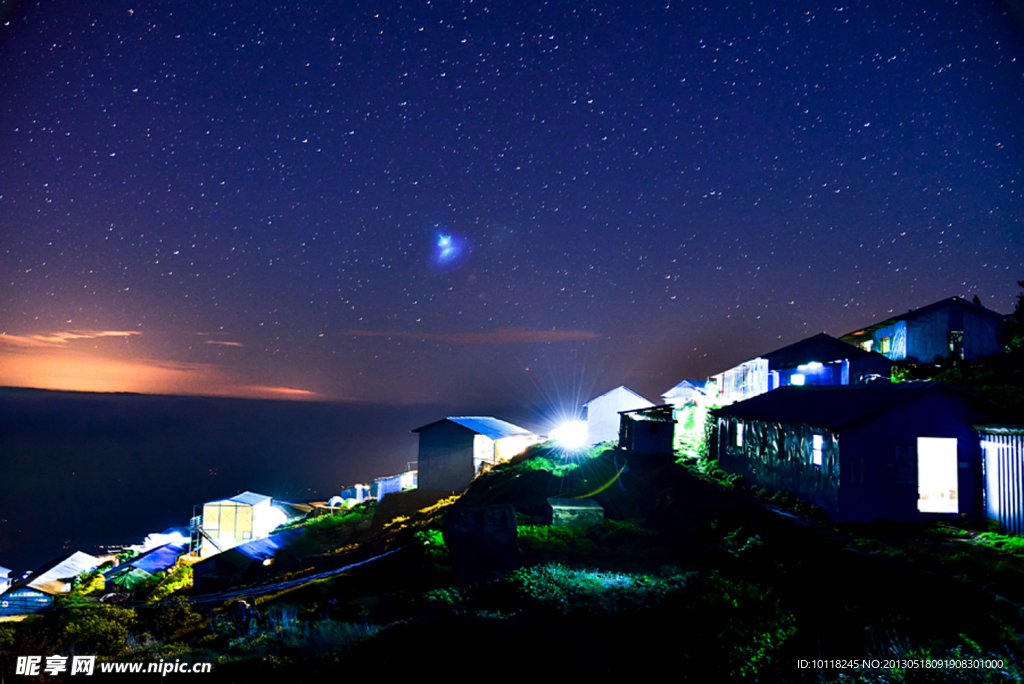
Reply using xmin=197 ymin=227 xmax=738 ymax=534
xmin=191 ymin=528 xmax=301 ymax=591
xmin=841 ymin=296 xmax=1006 ymax=363
xmin=710 ymin=333 xmax=894 ymax=405
xmin=713 ymin=383 xmax=989 ymax=523
xmin=0 ymin=551 xmax=102 ymax=616
xmin=619 ymin=405 xmax=676 ymax=454
xmin=661 ymin=380 xmax=708 ymax=409
xmin=189 ymin=491 xmax=288 ymax=558
xmin=104 ymin=541 xmax=187 ymax=591
xmin=374 ymin=470 xmax=418 ymax=500
xmin=413 ymin=417 xmax=541 ymax=492
xmin=976 ymin=407 xmax=1024 ymax=535
xmin=583 ymin=386 xmax=654 ymax=445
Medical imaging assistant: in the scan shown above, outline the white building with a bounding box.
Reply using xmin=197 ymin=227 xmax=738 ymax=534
xmin=190 ymin=491 xmax=287 ymax=558
xmin=583 ymin=386 xmax=654 ymax=446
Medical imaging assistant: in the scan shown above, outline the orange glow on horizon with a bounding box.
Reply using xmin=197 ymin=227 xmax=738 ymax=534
xmin=0 ymin=348 xmax=319 ymax=401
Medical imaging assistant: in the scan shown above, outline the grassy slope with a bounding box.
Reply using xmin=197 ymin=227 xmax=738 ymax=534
xmin=4 ymin=443 xmax=1024 ymax=682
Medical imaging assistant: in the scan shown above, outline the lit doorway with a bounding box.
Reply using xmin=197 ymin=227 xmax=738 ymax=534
xmin=917 ymin=437 xmax=958 ymax=513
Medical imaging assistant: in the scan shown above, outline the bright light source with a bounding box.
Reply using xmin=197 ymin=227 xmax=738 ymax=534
xmin=790 ymin=373 xmax=805 ymax=386
xmin=551 ymin=421 xmax=588 ymax=450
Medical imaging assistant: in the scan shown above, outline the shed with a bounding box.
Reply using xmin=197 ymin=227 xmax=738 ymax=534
xmin=192 ymin=528 xmax=301 ymax=591
xmin=709 ymin=333 xmax=894 ymax=405
xmin=619 ymin=405 xmax=676 ymax=454
xmin=190 ymin=491 xmax=284 ymax=558
xmin=661 ymin=380 xmax=708 ymax=408
xmin=0 ymin=551 xmax=102 ymax=616
xmin=413 ymin=417 xmax=540 ymax=492
xmin=841 ymin=296 xmax=1006 ymax=363
xmin=714 ymin=383 xmax=989 ymax=523
xmin=583 ymin=386 xmax=654 ymax=445
xmin=374 ymin=470 xmax=417 ymax=500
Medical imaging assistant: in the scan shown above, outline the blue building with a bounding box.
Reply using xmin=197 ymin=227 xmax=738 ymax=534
xmin=714 ymin=383 xmax=989 ymax=523
xmin=709 ymin=333 xmax=893 ymax=405
xmin=841 ymin=296 xmax=1006 ymax=363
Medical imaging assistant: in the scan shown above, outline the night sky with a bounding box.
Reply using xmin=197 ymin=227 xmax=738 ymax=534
xmin=2 ymin=0 xmax=1023 ymax=410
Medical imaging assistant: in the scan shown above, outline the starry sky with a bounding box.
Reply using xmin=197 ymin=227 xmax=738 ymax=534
xmin=2 ymin=0 xmax=1023 ymax=410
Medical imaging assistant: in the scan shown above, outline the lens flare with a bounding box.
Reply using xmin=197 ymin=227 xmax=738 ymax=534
xmin=550 ymin=420 xmax=588 ymax=451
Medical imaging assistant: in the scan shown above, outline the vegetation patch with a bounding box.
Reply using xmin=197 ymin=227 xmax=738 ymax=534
xmin=276 ymin=503 xmax=375 ymax=561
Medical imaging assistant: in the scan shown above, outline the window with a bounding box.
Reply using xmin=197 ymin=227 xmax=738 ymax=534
xmin=948 ymin=331 xmax=964 ymax=359
xmin=790 ymin=373 xmax=805 ymax=386
xmin=880 ymin=336 xmax=891 ymax=354
xmin=812 ymin=434 xmax=823 ymax=467
xmin=735 ymin=422 xmax=744 ymax=447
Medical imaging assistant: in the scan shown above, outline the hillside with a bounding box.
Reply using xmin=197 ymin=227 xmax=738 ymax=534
xmin=3 ymin=443 xmax=1024 ymax=682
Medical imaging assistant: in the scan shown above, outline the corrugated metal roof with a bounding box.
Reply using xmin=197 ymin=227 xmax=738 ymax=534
xmin=206 ymin=491 xmax=272 ymax=507
xmin=662 ymin=380 xmax=707 ymax=399
xmin=413 ymin=416 xmax=533 ymax=440
xmin=760 ymin=333 xmax=891 ymax=368
xmin=713 ymin=382 xmax=975 ymax=430
xmin=21 ymin=551 xmax=102 ymax=595
xmin=842 ymin=296 xmax=1006 ymax=338
xmin=446 ymin=416 xmax=532 ymax=439
xmin=230 ymin=491 xmax=272 ymax=506
xmin=584 ymin=385 xmax=653 ymax=407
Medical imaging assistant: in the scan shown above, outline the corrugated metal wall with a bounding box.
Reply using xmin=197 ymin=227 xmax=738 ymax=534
xmin=982 ymin=433 xmax=1024 ymax=535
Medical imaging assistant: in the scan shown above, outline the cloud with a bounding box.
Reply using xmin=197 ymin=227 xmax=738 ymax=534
xmin=0 ymin=330 xmax=141 ymax=348
xmin=239 ymin=385 xmax=318 ymax=398
xmin=205 ymin=340 xmax=244 ymax=347
xmin=344 ymin=327 xmax=603 ymax=344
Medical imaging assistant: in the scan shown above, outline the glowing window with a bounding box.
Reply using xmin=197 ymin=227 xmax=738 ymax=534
xmin=948 ymin=331 xmax=964 ymax=359
xmin=880 ymin=337 xmax=891 ymax=354
xmin=735 ymin=422 xmax=744 ymax=447
xmin=790 ymin=374 xmax=805 ymax=386
xmin=812 ymin=434 xmax=823 ymax=466
xmin=917 ymin=437 xmax=958 ymax=513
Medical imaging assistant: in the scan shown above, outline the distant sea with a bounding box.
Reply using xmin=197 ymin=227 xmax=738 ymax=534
xmin=0 ymin=387 xmax=546 ymax=574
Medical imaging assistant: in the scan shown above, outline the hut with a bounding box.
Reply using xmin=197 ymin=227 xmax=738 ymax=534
xmin=714 ymin=383 xmax=989 ymax=522
xmin=414 ymin=417 xmax=540 ymax=492
xmin=841 ymin=296 xmax=1006 ymax=363
xmin=583 ymin=386 xmax=654 ymax=445
xmin=0 ymin=551 xmax=102 ymax=616
xmin=619 ymin=405 xmax=675 ymax=454
xmin=190 ymin=491 xmax=285 ymax=558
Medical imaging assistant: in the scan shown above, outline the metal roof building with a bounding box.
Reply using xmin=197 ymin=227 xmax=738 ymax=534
xmin=413 ymin=416 xmax=540 ymax=492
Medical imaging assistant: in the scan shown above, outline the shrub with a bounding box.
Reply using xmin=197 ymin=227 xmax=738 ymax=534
xmin=414 ymin=529 xmax=449 ymax=563
xmin=59 ymin=605 xmax=138 ymax=656
xmin=975 ymin=532 xmax=1024 ymax=557
xmin=689 ymin=571 xmax=796 ymax=679
xmin=147 ymin=563 xmax=193 ymax=603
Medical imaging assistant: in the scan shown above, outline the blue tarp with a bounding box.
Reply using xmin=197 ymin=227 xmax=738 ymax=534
xmin=231 ymin=529 xmax=302 ymax=561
